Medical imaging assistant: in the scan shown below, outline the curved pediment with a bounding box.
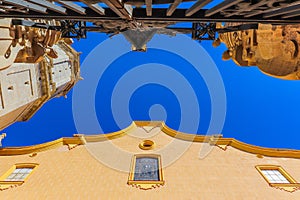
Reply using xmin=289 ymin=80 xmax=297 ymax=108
xmin=1 ymin=121 xmax=300 ymax=160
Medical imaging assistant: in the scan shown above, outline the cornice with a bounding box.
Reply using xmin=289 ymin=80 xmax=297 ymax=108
xmin=1 ymin=121 xmax=300 ymax=159
xmin=0 ymin=138 xmax=84 ymax=156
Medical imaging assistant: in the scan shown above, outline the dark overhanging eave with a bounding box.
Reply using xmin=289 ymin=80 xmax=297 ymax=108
xmin=0 ymin=8 xmax=300 ymax=24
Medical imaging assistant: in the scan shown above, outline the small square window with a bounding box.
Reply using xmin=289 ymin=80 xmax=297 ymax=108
xmin=0 ymin=163 xmax=38 ymax=190
xmin=5 ymin=168 xmax=33 ymax=181
xmin=128 ymin=154 xmax=164 ymax=190
xmin=260 ymin=169 xmax=290 ymax=184
xmin=256 ymin=165 xmax=300 ymax=192
xmin=134 ymin=157 xmax=160 ymax=181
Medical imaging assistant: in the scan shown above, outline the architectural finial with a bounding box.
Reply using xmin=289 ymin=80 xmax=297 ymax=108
xmin=0 ymin=133 xmax=6 ymax=147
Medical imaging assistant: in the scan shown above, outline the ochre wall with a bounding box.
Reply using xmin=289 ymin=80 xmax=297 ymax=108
xmin=0 ymin=126 xmax=300 ymax=199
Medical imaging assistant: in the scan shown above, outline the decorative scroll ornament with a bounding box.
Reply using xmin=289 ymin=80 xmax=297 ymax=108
xmin=128 ymin=181 xmax=164 ymax=190
xmin=271 ymin=183 xmax=300 ymax=193
xmin=0 ymin=181 xmax=23 ymax=191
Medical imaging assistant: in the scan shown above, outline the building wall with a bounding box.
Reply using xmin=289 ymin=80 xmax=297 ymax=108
xmin=51 ymin=45 xmax=73 ymax=89
xmin=0 ymin=63 xmax=41 ymax=130
xmin=0 ymin=18 xmax=81 ymax=131
xmin=0 ymin=42 xmax=80 ymax=131
xmin=218 ymin=23 xmax=300 ymax=80
xmin=0 ymin=123 xmax=300 ymax=199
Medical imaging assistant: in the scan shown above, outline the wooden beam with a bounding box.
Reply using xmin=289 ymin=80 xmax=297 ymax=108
xmin=166 ymin=0 xmax=182 ymax=16
xmin=124 ymin=4 xmax=132 ymax=16
xmin=78 ymin=0 xmax=105 ymax=15
xmin=282 ymin=10 xmax=300 ymax=19
xmin=3 ymin=0 xmax=47 ymax=13
xmin=57 ymin=0 xmax=86 ymax=15
xmin=125 ymin=0 xmax=192 ymax=4
xmin=101 ymin=0 xmax=132 ymax=19
xmin=27 ymin=0 xmax=66 ymax=14
xmin=101 ymin=0 xmax=124 ymax=17
xmin=1 ymin=8 xmax=300 ymax=24
xmin=185 ymin=0 xmax=211 ymax=17
xmin=88 ymin=3 xmax=105 ymax=15
xmin=145 ymin=0 xmax=152 ymax=16
xmin=205 ymin=0 xmax=243 ymax=17
xmin=264 ymin=4 xmax=300 ymax=18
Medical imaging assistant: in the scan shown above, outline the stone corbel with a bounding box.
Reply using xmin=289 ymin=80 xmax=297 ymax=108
xmin=216 ymin=144 xmax=229 ymax=151
xmin=67 ymin=144 xmax=79 ymax=150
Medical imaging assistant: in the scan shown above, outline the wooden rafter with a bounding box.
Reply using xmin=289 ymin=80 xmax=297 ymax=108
xmin=166 ymin=0 xmax=182 ymax=16
xmin=145 ymin=0 xmax=152 ymax=16
xmin=185 ymin=0 xmax=211 ymax=17
xmin=3 ymin=0 xmax=48 ymax=13
xmin=27 ymin=0 xmax=66 ymax=14
xmin=88 ymin=3 xmax=105 ymax=15
xmin=264 ymin=3 xmax=300 ymax=18
xmin=78 ymin=0 xmax=105 ymax=15
xmin=57 ymin=0 xmax=86 ymax=15
xmin=205 ymin=0 xmax=243 ymax=17
xmin=283 ymin=10 xmax=300 ymax=19
xmin=101 ymin=0 xmax=132 ymax=19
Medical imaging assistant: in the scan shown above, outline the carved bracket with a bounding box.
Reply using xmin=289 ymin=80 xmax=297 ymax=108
xmin=216 ymin=144 xmax=229 ymax=151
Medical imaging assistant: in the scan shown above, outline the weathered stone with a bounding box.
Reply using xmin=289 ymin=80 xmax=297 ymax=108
xmin=0 ymin=19 xmax=81 ymax=131
xmin=218 ymin=23 xmax=300 ymax=80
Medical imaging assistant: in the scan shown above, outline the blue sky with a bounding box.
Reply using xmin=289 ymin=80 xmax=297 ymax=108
xmin=2 ymin=30 xmax=300 ymax=151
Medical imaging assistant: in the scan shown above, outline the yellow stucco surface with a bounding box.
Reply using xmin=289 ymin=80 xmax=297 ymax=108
xmin=1 ymin=122 xmax=300 ymax=199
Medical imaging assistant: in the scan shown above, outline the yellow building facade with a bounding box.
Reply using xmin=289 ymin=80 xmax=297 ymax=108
xmin=0 ymin=121 xmax=300 ymax=199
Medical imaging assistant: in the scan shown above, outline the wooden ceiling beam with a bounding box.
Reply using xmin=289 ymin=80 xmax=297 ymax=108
xmin=166 ymin=0 xmax=182 ymax=16
xmin=185 ymin=0 xmax=211 ymax=17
